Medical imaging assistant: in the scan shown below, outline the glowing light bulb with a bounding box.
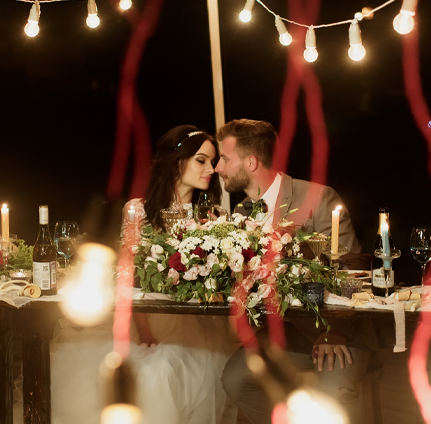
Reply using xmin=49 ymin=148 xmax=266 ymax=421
xmin=275 ymin=16 xmax=292 ymax=46
xmin=393 ymin=0 xmax=417 ymax=34
xmin=25 ymin=21 xmax=39 ymax=37
xmin=348 ymin=44 xmax=366 ymax=61
xmin=87 ymin=13 xmax=100 ymax=28
xmin=393 ymin=11 xmax=414 ymax=34
xmin=348 ymin=19 xmax=365 ymax=61
xmin=303 ymin=27 xmax=318 ymax=62
xmin=119 ymin=0 xmax=132 ymax=11
xmin=239 ymin=0 xmax=254 ymax=23
xmin=87 ymin=0 xmax=100 ymax=28
xmin=101 ymin=404 xmax=142 ymax=424
xmin=304 ymin=48 xmax=318 ymax=62
xmin=24 ymin=2 xmax=40 ymax=37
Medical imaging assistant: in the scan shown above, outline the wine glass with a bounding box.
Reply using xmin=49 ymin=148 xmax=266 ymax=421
xmin=54 ymin=221 xmax=80 ymax=271
xmin=194 ymin=192 xmax=214 ymax=224
xmin=410 ymin=226 xmax=431 ymax=295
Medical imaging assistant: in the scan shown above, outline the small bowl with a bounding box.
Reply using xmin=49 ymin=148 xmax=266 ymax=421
xmin=9 ymin=269 xmax=33 ymax=282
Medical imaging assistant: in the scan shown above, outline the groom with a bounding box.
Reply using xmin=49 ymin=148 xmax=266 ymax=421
xmin=215 ymin=119 xmax=375 ymax=424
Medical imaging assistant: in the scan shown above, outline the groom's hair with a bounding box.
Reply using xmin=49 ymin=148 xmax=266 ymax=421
xmin=217 ymin=119 xmax=276 ymax=169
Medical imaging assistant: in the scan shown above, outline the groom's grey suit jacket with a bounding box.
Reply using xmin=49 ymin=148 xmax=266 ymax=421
xmin=235 ymin=173 xmax=367 ymax=270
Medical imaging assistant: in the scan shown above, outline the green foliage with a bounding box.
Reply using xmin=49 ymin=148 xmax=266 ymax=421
xmin=0 ymin=239 xmax=34 ymax=277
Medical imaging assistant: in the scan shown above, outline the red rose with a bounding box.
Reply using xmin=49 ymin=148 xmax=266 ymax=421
xmin=242 ymin=248 xmax=256 ymax=262
xmin=191 ymin=247 xmax=205 ymax=258
xmin=168 ymin=252 xmax=186 ymax=272
xmin=0 ymin=252 xmax=3 ymax=266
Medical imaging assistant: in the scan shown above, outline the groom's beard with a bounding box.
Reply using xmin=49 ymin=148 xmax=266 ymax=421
xmin=223 ymin=164 xmax=251 ymax=193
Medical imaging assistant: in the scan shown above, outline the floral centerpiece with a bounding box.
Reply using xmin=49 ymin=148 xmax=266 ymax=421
xmin=0 ymin=239 xmax=34 ymax=278
xmin=131 ymin=208 xmax=336 ymax=328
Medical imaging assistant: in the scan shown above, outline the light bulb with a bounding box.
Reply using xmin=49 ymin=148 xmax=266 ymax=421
xmin=239 ymin=10 xmax=251 ymax=22
xmin=119 ymin=0 xmax=132 ymax=11
xmin=239 ymin=0 xmax=254 ymax=23
xmin=348 ymin=19 xmax=365 ymax=61
xmin=393 ymin=11 xmax=414 ymax=34
xmin=275 ymin=16 xmax=292 ymax=46
xmin=304 ymin=48 xmax=318 ymax=62
xmin=279 ymin=33 xmax=293 ymax=46
xmin=348 ymin=44 xmax=366 ymax=61
xmin=87 ymin=13 xmax=100 ymax=28
xmin=304 ymin=27 xmax=318 ymax=62
xmin=101 ymin=404 xmax=141 ymax=424
xmin=25 ymin=20 xmax=39 ymax=37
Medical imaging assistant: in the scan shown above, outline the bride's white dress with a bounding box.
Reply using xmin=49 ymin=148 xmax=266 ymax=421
xmin=13 ymin=313 xmax=238 ymax=424
xmin=13 ymin=200 xmax=238 ymax=424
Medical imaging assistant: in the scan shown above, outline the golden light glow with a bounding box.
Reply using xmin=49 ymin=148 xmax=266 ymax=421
xmin=86 ymin=14 xmax=100 ymax=28
xmin=101 ymin=404 xmax=142 ymax=424
xmin=393 ymin=12 xmax=414 ymax=34
xmin=119 ymin=0 xmax=132 ymax=11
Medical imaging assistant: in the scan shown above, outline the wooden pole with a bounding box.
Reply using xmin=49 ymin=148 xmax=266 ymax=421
xmin=207 ymin=0 xmax=230 ymax=213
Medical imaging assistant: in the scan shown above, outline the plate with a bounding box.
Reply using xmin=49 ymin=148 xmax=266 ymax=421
xmin=339 ymin=270 xmax=371 ymax=284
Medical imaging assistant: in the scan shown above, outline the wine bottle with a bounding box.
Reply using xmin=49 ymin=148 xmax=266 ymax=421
xmin=33 ymin=205 xmax=57 ymax=295
xmin=371 ymin=207 xmax=395 ymax=296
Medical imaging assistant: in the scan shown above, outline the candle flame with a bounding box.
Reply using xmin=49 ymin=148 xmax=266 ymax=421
xmin=130 ymin=205 xmax=134 ymax=211
xmin=2 ymin=204 xmax=7 ymax=209
xmin=335 ymin=205 xmax=342 ymax=211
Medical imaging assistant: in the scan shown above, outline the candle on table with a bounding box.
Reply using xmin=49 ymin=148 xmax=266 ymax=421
xmin=331 ymin=205 xmax=342 ymax=254
xmin=381 ymin=222 xmax=391 ymax=268
xmin=128 ymin=206 xmax=135 ymax=222
xmin=1 ymin=204 xmax=9 ymax=241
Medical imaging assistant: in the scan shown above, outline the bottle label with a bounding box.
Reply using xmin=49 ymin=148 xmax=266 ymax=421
xmin=372 ymin=268 xmax=394 ymax=288
xmin=33 ymin=261 xmax=57 ymax=290
xmin=39 ymin=206 xmax=49 ymax=225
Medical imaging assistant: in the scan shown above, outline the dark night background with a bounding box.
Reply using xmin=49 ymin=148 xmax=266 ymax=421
xmin=0 ymin=0 xmax=430 ymax=284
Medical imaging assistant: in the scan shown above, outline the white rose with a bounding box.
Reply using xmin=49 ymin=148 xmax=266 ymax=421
xmin=184 ymin=219 xmax=197 ymax=231
xmin=151 ymin=244 xmax=164 ymax=259
xmin=228 ymin=251 xmax=244 ymax=273
xmin=262 ymin=224 xmax=273 ymax=234
xmin=183 ymin=266 xmax=200 ymax=281
xmin=167 ymin=268 xmax=180 ymax=285
xmin=144 ymin=256 xmax=157 ymax=269
xmin=291 ymin=298 xmax=303 ymax=307
xmin=198 ymin=264 xmax=211 ymax=277
xmin=276 ymin=263 xmax=288 ymax=274
xmin=220 ymin=238 xmax=234 ymax=253
xmin=247 ymin=255 xmax=261 ymax=271
xmin=206 ymin=253 xmax=219 ymax=268
xmin=157 ymin=263 xmax=165 ymax=272
xmin=281 ymin=233 xmax=293 ymax=244
xmin=204 ymin=277 xmax=217 ymax=290
xmin=291 ymin=265 xmax=301 ymax=276
xmin=166 ymin=238 xmax=180 ymax=249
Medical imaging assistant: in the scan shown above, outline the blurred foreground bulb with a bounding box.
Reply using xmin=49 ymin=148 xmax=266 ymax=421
xmin=24 ymin=2 xmax=40 ymax=37
xmin=286 ymin=389 xmax=347 ymax=424
xmin=393 ymin=0 xmax=417 ymax=34
xmin=303 ymin=27 xmax=318 ymax=62
xmin=100 ymin=352 xmax=142 ymax=424
xmin=60 ymin=242 xmax=116 ymax=327
xmin=275 ymin=16 xmax=292 ymax=46
xmin=87 ymin=0 xmax=100 ymax=28
xmin=348 ymin=19 xmax=366 ymax=61
xmin=119 ymin=0 xmax=132 ymax=11
xmin=239 ymin=0 xmax=255 ymax=23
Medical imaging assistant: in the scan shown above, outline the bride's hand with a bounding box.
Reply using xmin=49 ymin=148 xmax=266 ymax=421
xmin=208 ymin=212 xmax=217 ymax=221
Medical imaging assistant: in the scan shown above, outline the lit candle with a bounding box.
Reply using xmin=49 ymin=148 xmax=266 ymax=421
xmin=1 ymin=204 xmax=9 ymax=241
xmin=128 ymin=206 xmax=135 ymax=222
xmin=331 ymin=205 xmax=342 ymax=254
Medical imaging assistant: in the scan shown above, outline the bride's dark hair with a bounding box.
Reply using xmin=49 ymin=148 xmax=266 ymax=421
xmin=144 ymin=125 xmax=221 ymax=231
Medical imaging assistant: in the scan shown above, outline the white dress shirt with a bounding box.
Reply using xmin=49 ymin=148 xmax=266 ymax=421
xmin=254 ymin=172 xmax=282 ymax=225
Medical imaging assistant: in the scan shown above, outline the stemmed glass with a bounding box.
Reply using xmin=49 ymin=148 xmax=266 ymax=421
xmin=410 ymin=226 xmax=431 ymax=295
xmin=194 ymin=192 xmax=214 ymax=224
xmin=54 ymin=221 xmax=80 ymax=271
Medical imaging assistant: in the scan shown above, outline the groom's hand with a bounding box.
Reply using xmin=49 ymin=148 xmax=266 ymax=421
xmin=312 ymin=344 xmax=353 ymax=372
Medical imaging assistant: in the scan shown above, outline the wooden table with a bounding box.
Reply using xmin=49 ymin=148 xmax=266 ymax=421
xmin=0 ymin=298 xmax=421 ymax=424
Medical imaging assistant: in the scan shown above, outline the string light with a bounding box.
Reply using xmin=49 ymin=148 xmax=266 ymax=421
xmin=348 ymin=18 xmax=366 ymax=61
xmin=239 ymin=0 xmax=255 ymax=23
xmin=303 ymin=27 xmax=318 ymax=63
xmin=393 ymin=0 xmax=417 ymax=34
xmin=24 ymin=1 xmax=40 ymax=38
xmin=86 ymin=0 xmax=100 ymax=28
xmin=119 ymin=0 xmax=132 ymax=11
xmin=275 ymin=16 xmax=292 ymax=46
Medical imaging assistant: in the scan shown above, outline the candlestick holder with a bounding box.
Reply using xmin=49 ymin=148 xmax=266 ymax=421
xmin=306 ymin=238 xmax=327 ymax=265
xmin=374 ymin=248 xmax=401 ymax=298
xmin=323 ymin=245 xmax=348 ymax=293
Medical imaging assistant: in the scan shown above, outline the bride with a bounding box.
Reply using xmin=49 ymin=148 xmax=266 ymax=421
xmin=13 ymin=125 xmax=238 ymax=424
